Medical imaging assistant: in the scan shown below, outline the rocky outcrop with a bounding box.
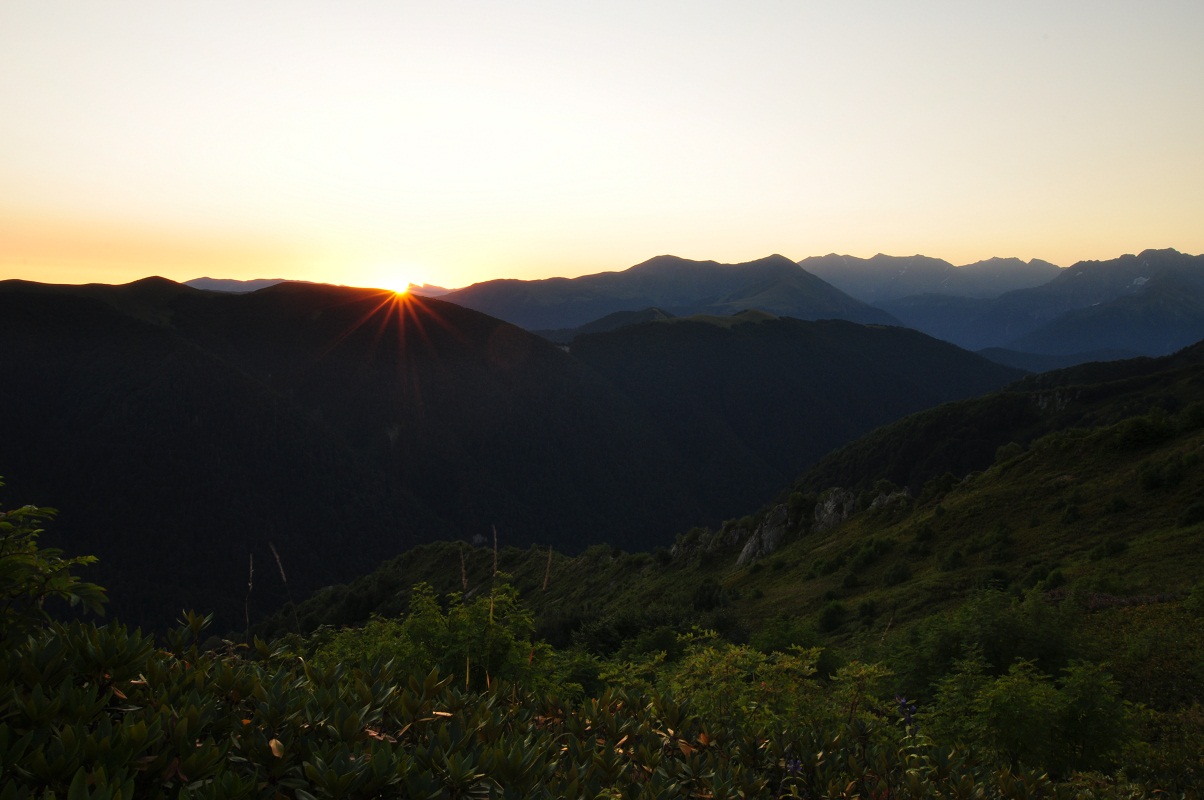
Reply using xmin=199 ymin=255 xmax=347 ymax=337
xmin=736 ymin=505 xmax=790 ymax=566
xmin=814 ymin=488 xmax=857 ymax=533
xmin=670 ymin=521 xmax=748 ymax=562
xmin=869 ymin=488 xmax=911 ymax=512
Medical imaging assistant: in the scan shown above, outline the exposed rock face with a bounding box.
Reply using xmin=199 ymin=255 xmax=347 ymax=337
xmin=869 ymin=488 xmax=911 ymax=512
xmin=670 ymin=522 xmax=748 ymax=562
xmin=736 ymin=505 xmax=790 ymax=566
xmin=814 ymin=488 xmax=857 ymax=533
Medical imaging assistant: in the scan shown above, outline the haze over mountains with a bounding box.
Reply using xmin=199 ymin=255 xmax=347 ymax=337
xmin=425 ymin=248 xmax=1204 ymax=366
xmin=877 ymin=248 xmax=1204 ymax=357
xmin=441 ymin=254 xmax=898 ymax=330
xmin=800 ymin=253 xmax=1063 ymax=303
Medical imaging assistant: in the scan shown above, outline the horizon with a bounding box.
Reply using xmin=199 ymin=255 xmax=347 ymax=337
xmin=4 ymin=2 xmax=1203 ymax=292
xmin=9 ymin=246 xmax=1201 ymax=295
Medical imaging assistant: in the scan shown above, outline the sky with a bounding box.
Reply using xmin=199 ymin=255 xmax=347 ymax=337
xmin=2 ymin=1 xmax=1203 ymax=292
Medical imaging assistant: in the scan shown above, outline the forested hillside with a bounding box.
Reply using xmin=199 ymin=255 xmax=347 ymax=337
xmin=257 ymin=345 xmax=1204 ymax=793
xmin=6 ymin=359 xmax=1203 ymax=796
xmin=0 ymin=277 xmax=1019 ymax=629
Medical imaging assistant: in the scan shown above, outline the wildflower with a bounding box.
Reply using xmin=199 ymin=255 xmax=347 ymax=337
xmin=895 ymin=694 xmax=919 ymax=736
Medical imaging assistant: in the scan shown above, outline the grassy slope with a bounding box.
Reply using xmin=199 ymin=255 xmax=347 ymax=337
xmin=268 ymin=397 xmax=1204 ymax=663
xmin=260 ymin=343 xmax=1204 ymax=724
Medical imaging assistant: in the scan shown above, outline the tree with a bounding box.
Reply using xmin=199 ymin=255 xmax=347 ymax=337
xmin=0 ymin=479 xmax=106 ymax=638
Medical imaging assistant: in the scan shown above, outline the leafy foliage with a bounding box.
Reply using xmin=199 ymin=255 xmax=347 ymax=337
xmin=0 ymin=480 xmax=105 ymax=636
xmin=0 ymin=497 xmax=1196 ymax=797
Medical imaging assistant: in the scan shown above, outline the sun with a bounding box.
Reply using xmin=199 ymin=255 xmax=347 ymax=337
xmin=357 ymin=260 xmax=432 ymax=296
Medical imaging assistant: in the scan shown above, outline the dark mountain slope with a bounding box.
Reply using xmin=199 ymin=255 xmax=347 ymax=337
xmin=976 ymin=347 xmax=1140 ymax=373
xmin=796 ymin=340 xmax=1204 ymax=494
xmin=0 ymin=277 xmax=1046 ymax=629
xmin=0 ymin=287 xmax=447 ymax=630
xmin=164 ymin=284 xmax=700 ymax=552
xmin=268 ymin=348 xmax=1204 ymax=707
xmin=533 ymin=307 xmax=677 ymax=344
xmin=0 ymin=280 xmax=707 ymax=627
xmin=571 ymin=315 xmax=1023 ymax=517
xmin=443 ymin=254 xmax=896 ymax=330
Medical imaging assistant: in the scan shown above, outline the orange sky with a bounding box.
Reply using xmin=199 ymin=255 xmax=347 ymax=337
xmin=3 ymin=1 xmax=1202 ymax=291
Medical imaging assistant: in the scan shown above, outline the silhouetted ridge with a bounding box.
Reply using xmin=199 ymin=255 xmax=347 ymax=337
xmin=443 ymin=253 xmax=895 ymax=329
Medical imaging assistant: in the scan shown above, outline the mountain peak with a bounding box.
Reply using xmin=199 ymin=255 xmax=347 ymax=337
xmin=628 ymin=254 xmax=797 ymax=275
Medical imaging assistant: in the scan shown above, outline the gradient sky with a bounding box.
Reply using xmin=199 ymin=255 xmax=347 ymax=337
xmin=3 ymin=1 xmax=1202 ymax=292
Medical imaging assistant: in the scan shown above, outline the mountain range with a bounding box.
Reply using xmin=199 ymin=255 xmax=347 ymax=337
xmin=877 ymin=248 xmax=1204 ymax=356
xmin=437 ymin=248 xmax=1204 ymax=366
xmin=441 ymin=254 xmax=898 ymax=330
xmin=800 ymin=253 xmax=1063 ymax=303
xmin=0 ymin=276 xmax=1020 ymax=629
xmin=189 ymin=248 xmax=1204 ymax=367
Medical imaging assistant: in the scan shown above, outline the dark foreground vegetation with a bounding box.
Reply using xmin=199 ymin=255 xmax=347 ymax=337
xmin=5 ymin=445 xmax=1204 ymax=798
xmin=6 ymin=335 xmax=1204 ymax=797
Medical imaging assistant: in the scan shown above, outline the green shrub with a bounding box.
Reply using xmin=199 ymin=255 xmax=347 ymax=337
xmin=1140 ymin=455 xmax=1186 ymax=491
xmin=995 ymin=441 xmax=1024 ymax=463
xmin=0 ymin=482 xmax=106 ymax=635
xmin=1113 ymin=411 xmax=1174 ymax=450
xmin=1043 ymin=569 xmax=1067 ymax=590
xmin=883 ymin=561 xmax=912 ymax=586
xmin=691 ymin=577 xmax=728 ymax=611
xmin=1178 ymin=401 xmax=1204 ymax=432
xmin=939 ymin=549 xmax=965 ymax=572
xmin=1020 ymin=565 xmax=1050 ymax=589
xmin=817 ymin=600 xmax=847 ymax=632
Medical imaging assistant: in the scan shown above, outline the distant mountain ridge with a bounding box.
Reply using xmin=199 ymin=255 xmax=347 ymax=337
xmin=441 ymin=254 xmax=897 ymax=330
xmin=185 ymin=277 xmax=290 ymax=293
xmin=879 ymin=248 xmax=1204 ymax=356
xmin=800 ymin=253 xmax=1062 ymax=303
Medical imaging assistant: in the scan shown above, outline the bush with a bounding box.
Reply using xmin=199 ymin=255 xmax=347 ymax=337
xmin=1112 ymin=411 xmax=1174 ymax=451
xmin=1140 ymin=455 xmax=1186 ymax=491
xmin=995 ymin=441 xmax=1024 ymax=463
xmin=817 ymin=600 xmax=847 ymax=632
xmin=1043 ymin=569 xmax=1067 ymax=590
xmin=883 ymin=561 xmax=912 ymax=586
xmin=314 ymin=581 xmax=547 ymax=691
xmin=939 ymin=549 xmax=965 ymax=572
xmin=0 ymin=481 xmax=106 ymax=635
xmin=1178 ymin=401 xmax=1204 ymax=432
xmin=691 ymin=577 xmax=729 ymax=611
